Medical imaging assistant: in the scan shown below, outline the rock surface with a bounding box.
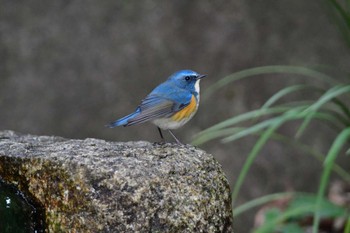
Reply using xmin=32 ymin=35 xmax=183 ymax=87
xmin=0 ymin=131 xmax=232 ymax=233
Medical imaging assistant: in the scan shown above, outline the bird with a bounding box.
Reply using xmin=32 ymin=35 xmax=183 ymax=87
xmin=107 ymin=70 xmax=206 ymax=144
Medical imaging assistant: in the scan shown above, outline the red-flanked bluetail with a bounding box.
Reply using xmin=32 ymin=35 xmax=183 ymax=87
xmin=107 ymin=70 xmax=206 ymax=144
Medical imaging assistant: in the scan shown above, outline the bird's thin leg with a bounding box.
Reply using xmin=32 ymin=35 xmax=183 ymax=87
xmin=168 ymin=130 xmax=182 ymax=144
xmin=157 ymin=127 xmax=165 ymax=142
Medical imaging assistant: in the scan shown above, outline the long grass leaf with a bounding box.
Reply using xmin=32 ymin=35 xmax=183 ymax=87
xmin=312 ymin=127 xmax=350 ymax=233
xmin=191 ymin=127 xmax=242 ymax=145
xmin=231 ymin=128 xmax=350 ymax=181
xmin=198 ymin=105 xmax=308 ymax=137
xmin=269 ymin=133 xmax=350 ymax=182
xmin=345 ymin=216 xmax=350 ymax=233
xmin=233 ymin=192 xmax=294 ymax=217
xmin=222 ymin=118 xmax=281 ymax=143
xmin=231 ymin=121 xmax=282 ymax=206
xmin=322 ymin=108 xmax=350 ymax=127
xmin=328 ymin=0 xmax=350 ymax=27
xmin=324 ymin=129 xmax=350 ymax=165
xmin=204 ymin=66 xmax=337 ymax=100
xmin=195 ymin=108 xmax=285 ymax=137
xmin=261 ymin=84 xmax=310 ymax=109
xmin=254 ymin=205 xmax=314 ymax=233
xmin=307 ymin=85 xmax=350 ymax=111
xmin=194 ymin=103 xmax=343 ymax=146
xmin=223 ymin=110 xmax=340 ymax=143
xmin=241 ymin=130 xmax=350 ymax=181
xmin=325 ymin=0 xmax=350 ymax=47
xmin=331 ymin=98 xmax=350 ymax=121
xmin=296 ymin=85 xmax=350 ymax=137
xmin=192 ymin=104 xmax=343 ymax=145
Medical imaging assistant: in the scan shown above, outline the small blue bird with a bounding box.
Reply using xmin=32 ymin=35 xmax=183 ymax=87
xmin=107 ymin=70 xmax=206 ymax=143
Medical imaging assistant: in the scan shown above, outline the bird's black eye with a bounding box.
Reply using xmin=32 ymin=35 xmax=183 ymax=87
xmin=185 ymin=76 xmax=191 ymax=81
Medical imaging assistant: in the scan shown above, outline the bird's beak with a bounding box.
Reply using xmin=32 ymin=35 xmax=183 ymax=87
xmin=197 ymin=74 xmax=207 ymax=80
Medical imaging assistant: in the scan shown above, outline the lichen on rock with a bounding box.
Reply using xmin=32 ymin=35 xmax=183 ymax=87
xmin=0 ymin=130 xmax=232 ymax=232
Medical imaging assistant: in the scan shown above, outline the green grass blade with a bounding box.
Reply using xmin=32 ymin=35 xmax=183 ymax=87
xmin=238 ymin=130 xmax=350 ymax=181
xmin=222 ymin=108 xmax=304 ymax=143
xmin=194 ymin=108 xmax=281 ymax=139
xmin=231 ymin=121 xmax=282 ymax=206
xmin=194 ymin=102 xmax=344 ymax=145
xmin=270 ymin=133 xmax=350 ymax=182
xmin=192 ymin=106 xmax=304 ymax=146
xmin=326 ymin=0 xmax=350 ymax=47
xmin=322 ymin=108 xmax=350 ymax=127
xmin=312 ymin=127 xmax=350 ymax=233
xmin=324 ymin=128 xmax=350 ymax=165
xmin=204 ymin=65 xmax=337 ymax=100
xmin=251 ymin=192 xmax=348 ymax=233
xmin=222 ymin=118 xmax=281 ymax=143
xmin=261 ymin=84 xmax=310 ymax=109
xmin=296 ymin=85 xmax=350 ymax=137
xmin=331 ymin=98 xmax=350 ymax=121
xmin=307 ymin=85 xmax=349 ymax=110
xmin=233 ymin=192 xmax=294 ymax=217
xmin=197 ymin=105 xmax=308 ymax=136
xmin=222 ymin=109 xmax=340 ymax=143
xmin=345 ymin=216 xmax=350 ymax=233
xmin=328 ymin=0 xmax=350 ymax=26
xmin=191 ymin=127 xmax=242 ymax=145
xmin=198 ymin=126 xmax=350 ymax=181
xmin=254 ymin=205 xmax=313 ymax=233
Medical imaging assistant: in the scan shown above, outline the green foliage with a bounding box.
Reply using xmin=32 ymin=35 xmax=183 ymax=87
xmin=252 ymin=193 xmax=347 ymax=233
xmin=192 ymin=65 xmax=350 ymax=232
xmin=325 ymin=0 xmax=350 ymax=47
xmin=193 ymin=3 xmax=350 ymax=232
xmin=193 ymin=3 xmax=350 ymax=233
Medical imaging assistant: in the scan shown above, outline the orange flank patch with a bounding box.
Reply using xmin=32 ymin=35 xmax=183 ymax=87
xmin=172 ymin=95 xmax=197 ymax=121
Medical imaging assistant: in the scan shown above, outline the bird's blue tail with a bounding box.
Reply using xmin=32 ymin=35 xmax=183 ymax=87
xmin=106 ymin=108 xmax=141 ymax=128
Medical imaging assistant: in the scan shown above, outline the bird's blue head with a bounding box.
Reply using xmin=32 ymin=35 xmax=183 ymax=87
xmin=168 ymin=70 xmax=206 ymax=93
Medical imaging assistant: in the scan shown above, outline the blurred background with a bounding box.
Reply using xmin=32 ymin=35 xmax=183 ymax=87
xmin=1 ymin=1 xmax=350 ymax=232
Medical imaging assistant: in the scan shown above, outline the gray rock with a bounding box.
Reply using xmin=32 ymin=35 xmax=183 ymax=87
xmin=0 ymin=130 xmax=232 ymax=233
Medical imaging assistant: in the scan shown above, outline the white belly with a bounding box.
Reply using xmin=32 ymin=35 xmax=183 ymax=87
xmin=152 ymin=112 xmax=195 ymax=130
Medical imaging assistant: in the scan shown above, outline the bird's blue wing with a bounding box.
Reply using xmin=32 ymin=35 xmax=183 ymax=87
xmin=125 ymin=88 xmax=192 ymax=126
